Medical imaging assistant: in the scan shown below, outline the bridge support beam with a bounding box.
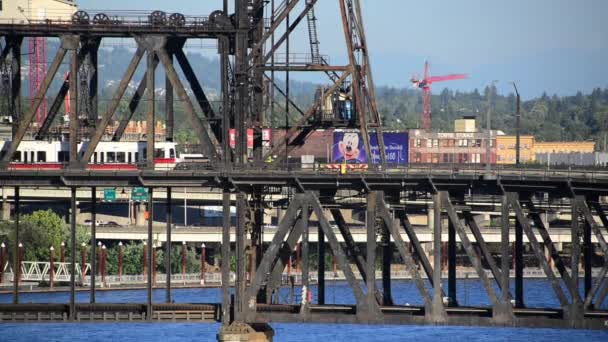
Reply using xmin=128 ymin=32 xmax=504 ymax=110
xmin=221 ymin=191 xmax=232 ymax=324
xmin=366 ymin=191 xmax=377 ymax=310
xmin=165 ymin=187 xmax=172 ymax=303
xmin=69 ymin=187 xmax=77 ymax=320
xmin=90 ymin=187 xmax=97 ymax=303
xmin=146 ymin=188 xmax=154 ymax=320
xmin=431 ymin=192 xmax=446 ymax=322
xmin=317 ymin=220 xmax=325 ymax=305
xmin=12 ymin=186 xmax=20 ymax=304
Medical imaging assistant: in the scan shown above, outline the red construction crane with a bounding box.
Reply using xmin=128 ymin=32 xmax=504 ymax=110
xmin=411 ymin=61 xmax=467 ymax=130
xmin=29 ymin=37 xmax=47 ymax=126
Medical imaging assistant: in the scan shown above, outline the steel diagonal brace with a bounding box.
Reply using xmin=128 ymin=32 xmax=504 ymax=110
xmin=377 ymin=199 xmax=434 ymax=310
xmin=173 ymin=47 xmax=217 ymax=119
xmin=398 ymin=211 xmax=441 ymax=293
xmin=113 ymin=55 xmax=159 ymax=142
xmin=81 ymin=46 xmax=145 ymax=165
xmin=262 ymin=0 xmax=318 ymax=64
xmin=462 ymin=212 xmax=507 ymax=293
xmin=266 ymin=215 xmax=306 ymax=296
xmin=157 ymin=48 xmax=221 ymax=161
xmin=327 ymin=207 xmax=382 ymax=304
xmin=246 ymin=197 xmax=303 ymax=313
xmin=576 ymin=198 xmax=608 ymax=308
xmin=254 ymin=0 xmax=301 ymax=56
xmin=38 ymin=40 xmax=95 ymax=139
xmin=509 ymin=196 xmax=570 ymax=308
xmin=1 ymin=45 xmax=67 ymax=165
xmin=527 ymin=200 xmax=583 ymax=305
xmin=307 ymin=191 xmax=380 ymax=318
xmin=442 ymin=192 xmax=500 ymax=306
xmin=264 ymin=69 xmax=352 ymax=162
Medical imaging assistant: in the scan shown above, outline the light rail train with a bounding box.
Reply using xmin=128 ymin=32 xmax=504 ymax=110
xmin=0 ymin=140 xmax=179 ymax=170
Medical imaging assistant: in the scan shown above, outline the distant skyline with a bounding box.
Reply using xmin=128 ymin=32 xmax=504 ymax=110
xmin=77 ymin=0 xmax=608 ymax=98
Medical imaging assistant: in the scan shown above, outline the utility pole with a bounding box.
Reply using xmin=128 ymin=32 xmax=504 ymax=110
xmin=511 ymin=82 xmax=521 ymax=166
xmin=486 ymin=81 xmax=498 ymax=173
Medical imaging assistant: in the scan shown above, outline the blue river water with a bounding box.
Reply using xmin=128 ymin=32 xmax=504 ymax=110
xmin=0 ymin=279 xmax=607 ymax=341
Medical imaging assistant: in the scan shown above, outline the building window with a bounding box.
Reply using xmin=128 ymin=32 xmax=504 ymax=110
xmin=0 ymin=1 xmax=3 ymax=11
xmin=37 ymin=151 xmax=46 ymax=162
xmin=117 ymin=152 xmax=126 ymax=163
xmin=414 ymin=139 xmax=421 ymax=148
xmin=426 ymin=139 xmax=432 ymax=148
xmin=58 ymin=151 xmax=69 ymax=162
xmin=107 ymin=152 xmax=116 ymax=163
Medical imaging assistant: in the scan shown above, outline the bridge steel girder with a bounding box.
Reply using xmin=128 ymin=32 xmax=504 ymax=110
xmin=266 ymin=215 xmax=305 ymax=301
xmin=377 ymin=196 xmax=434 ymax=313
xmin=307 ymin=191 xmax=382 ymax=321
xmin=264 ymin=69 xmax=352 ymax=163
xmin=246 ymin=195 xmax=304 ymax=316
xmin=1 ymin=36 xmax=22 ymax=138
xmin=441 ymin=192 xmax=503 ymax=313
xmin=577 ymin=197 xmax=608 ymax=309
xmin=157 ymin=45 xmax=221 ymax=161
xmin=462 ymin=211 xmax=506 ymax=292
xmin=526 ymin=199 xmax=583 ymax=305
xmin=507 ymin=193 xmax=572 ymax=316
xmin=81 ymin=46 xmax=145 ymax=165
xmin=1 ymin=40 xmax=67 ymax=165
xmin=328 ymin=206 xmax=382 ymax=304
xmin=36 ymin=38 xmax=99 ymax=140
xmin=112 ymin=53 xmax=158 ymax=142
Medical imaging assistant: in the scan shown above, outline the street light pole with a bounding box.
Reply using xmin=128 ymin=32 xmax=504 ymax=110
xmin=511 ymin=82 xmax=521 ymax=166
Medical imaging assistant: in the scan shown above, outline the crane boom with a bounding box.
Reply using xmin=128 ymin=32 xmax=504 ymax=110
xmin=411 ymin=61 xmax=467 ymax=130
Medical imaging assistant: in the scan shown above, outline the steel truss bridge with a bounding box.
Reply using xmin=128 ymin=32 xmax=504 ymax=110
xmin=0 ymin=0 xmax=606 ymax=337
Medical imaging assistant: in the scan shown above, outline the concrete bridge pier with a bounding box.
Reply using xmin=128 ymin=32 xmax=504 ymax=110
xmin=136 ymin=203 xmax=147 ymax=226
xmin=1 ymin=200 xmax=9 ymax=221
xmin=217 ymin=323 xmax=274 ymax=342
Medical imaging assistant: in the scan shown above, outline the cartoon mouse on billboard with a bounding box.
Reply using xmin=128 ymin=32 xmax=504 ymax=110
xmin=336 ymin=132 xmax=362 ymax=163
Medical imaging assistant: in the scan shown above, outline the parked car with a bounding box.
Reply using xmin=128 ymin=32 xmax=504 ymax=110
xmin=98 ymin=221 xmax=121 ymax=227
xmin=83 ymin=219 xmax=103 ymax=226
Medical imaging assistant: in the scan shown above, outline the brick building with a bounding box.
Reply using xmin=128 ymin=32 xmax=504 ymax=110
xmin=409 ymin=129 xmax=497 ymax=164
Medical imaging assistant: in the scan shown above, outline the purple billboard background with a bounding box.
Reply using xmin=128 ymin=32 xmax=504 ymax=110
xmin=332 ymin=131 xmax=408 ymax=164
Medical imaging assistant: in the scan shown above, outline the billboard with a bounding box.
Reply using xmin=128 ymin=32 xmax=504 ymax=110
xmin=332 ymin=130 xmax=408 ymax=165
xmin=229 ymin=128 xmax=254 ymax=149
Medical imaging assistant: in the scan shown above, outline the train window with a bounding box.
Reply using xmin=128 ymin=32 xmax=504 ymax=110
xmin=128 ymin=153 xmax=132 ymax=163
xmin=93 ymin=152 xmax=97 ymax=164
xmin=30 ymin=151 xmax=35 ymax=162
xmin=143 ymin=149 xmax=147 ymax=160
xmin=107 ymin=152 xmax=116 ymax=163
xmin=37 ymin=151 xmax=46 ymax=162
xmin=12 ymin=151 xmax=21 ymax=162
xmin=58 ymin=151 xmax=69 ymax=162
xmin=24 ymin=152 xmax=28 ymax=163
xmin=100 ymin=152 xmax=104 ymax=163
xmin=117 ymin=152 xmax=126 ymax=163
xmin=169 ymin=148 xmax=175 ymax=158
xmin=154 ymin=148 xmax=164 ymax=158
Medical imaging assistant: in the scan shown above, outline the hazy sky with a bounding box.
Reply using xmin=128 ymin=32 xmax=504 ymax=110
xmin=77 ymin=0 xmax=608 ymax=97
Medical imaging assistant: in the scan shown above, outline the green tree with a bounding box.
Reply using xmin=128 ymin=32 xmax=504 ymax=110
xmin=5 ymin=210 xmax=65 ymax=261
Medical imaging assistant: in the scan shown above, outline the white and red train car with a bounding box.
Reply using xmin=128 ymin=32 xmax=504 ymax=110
xmin=0 ymin=140 xmax=180 ymax=170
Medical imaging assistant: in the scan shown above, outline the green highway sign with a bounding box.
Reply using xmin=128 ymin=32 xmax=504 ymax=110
xmin=131 ymin=187 xmax=149 ymax=202
xmin=103 ymin=188 xmax=116 ymax=202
